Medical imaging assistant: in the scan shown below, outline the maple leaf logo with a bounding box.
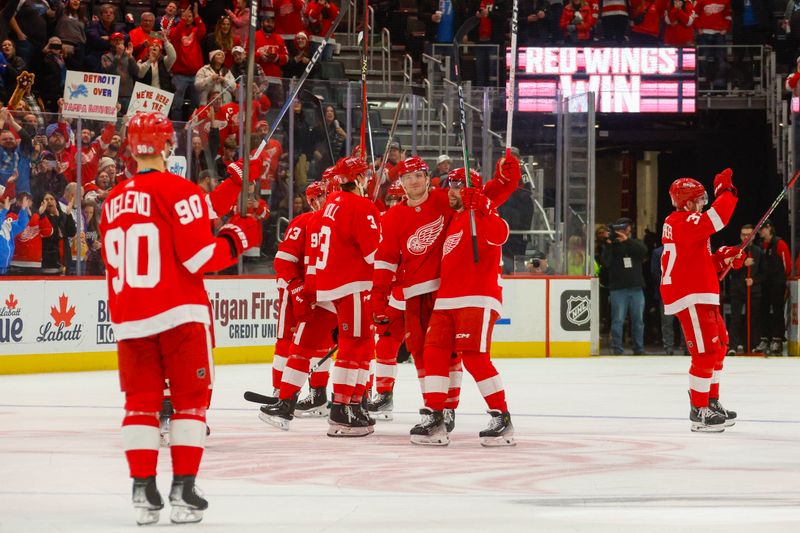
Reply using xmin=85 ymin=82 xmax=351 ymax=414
xmin=50 ymin=293 xmax=76 ymax=327
xmin=5 ymin=294 xmax=18 ymax=309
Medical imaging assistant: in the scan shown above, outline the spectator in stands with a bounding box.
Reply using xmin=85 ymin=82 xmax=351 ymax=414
xmin=31 ymin=151 xmax=66 ymax=203
xmin=82 ymin=198 xmax=104 ymax=275
xmin=84 ymin=169 xmax=112 ymax=206
xmin=629 ymin=0 xmax=663 ymax=45
xmin=36 ymin=37 xmax=67 ymax=113
xmin=39 ymin=190 xmax=75 ymax=275
xmin=194 ymin=169 xmax=218 ymax=194
xmin=1 ymin=40 xmax=26 ymax=102
xmin=726 ymin=224 xmax=762 ymax=354
xmin=308 ymin=104 xmax=344 ymax=179
xmin=498 ymin=180 xmax=534 ymax=274
xmin=198 ymin=0 xmax=229 ymax=33
xmin=273 ymin=0 xmax=307 ymax=35
xmin=204 ymin=16 xmax=239 ymax=68
xmin=100 ymin=33 xmax=137 ymax=112
xmin=169 ymin=4 xmax=207 ymax=120
xmin=77 ymin=122 xmax=115 ymax=188
xmin=54 ymin=0 xmax=87 ymax=70
xmin=664 ymin=0 xmax=697 ymax=46
xmin=255 ymin=11 xmax=289 ymax=78
xmin=526 ymin=250 xmax=555 ymax=274
xmin=421 ymin=0 xmax=467 ymax=45
xmin=85 ymin=3 xmax=127 ymax=72
xmin=284 ymin=31 xmax=319 ymax=79
xmin=3 ymin=0 xmax=61 ymax=72
xmin=432 ymin=154 xmax=452 ymax=182
xmin=783 ymin=1 xmax=800 ymax=63
xmin=520 ymin=1 xmax=550 ymax=45
xmin=0 ymin=194 xmax=30 ymax=275
xmin=305 ymin=0 xmax=340 ymax=60
xmin=695 ymin=0 xmax=732 ymax=90
xmin=0 ymin=107 xmax=32 ymax=193
xmin=195 ymin=49 xmax=237 ymax=105
xmin=754 ymin=220 xmax=790 ymax=355
xmin=567 ymin=234 xmax=586 ymax=274
xmin=230 ymin=45 xmax=266 ymax=82
xmin=136 ymin=38 xmax=176 ymax=92
xmin=227 ymin=0 xmax=251 ymax=48
xmin=560 ymin=0 xmax=594 ymax=41
xmin=474 ymin=0 xmax=510 ymax=86
xmin=600 ymin=217 xmax=647 ymax=355
xmin=215 ymin=136 xmax=239 ymax=180
xmin=9 ymin=191 xmax=50 ymax=275
xmin=159 ymin=2 xmax=180 ymax=37
xmin=599 ymin=0 xmax=630 ymax=42
xmin=731 ymin=0 xmax=770 ymax=45
xmin=129 ymin=12 xmax=161 ymax=62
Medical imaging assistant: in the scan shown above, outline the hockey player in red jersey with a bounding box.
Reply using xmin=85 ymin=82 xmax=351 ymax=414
xmin=314 ymin=156 xmax=381 ymax=436
xmin=366 ymin=180 xmax=408 ymax=421
xmin=372 ymin=155 xmax=520 ymax=433
xmin=259 ymin=180 xmax=339 ymax=428
xmin=100 ymin=112 xmax=262 ymax=525
xmin=660 ymin=169 xmax=741 ymax=432
xmin=410 ymin=167 xmax=515 ymax=447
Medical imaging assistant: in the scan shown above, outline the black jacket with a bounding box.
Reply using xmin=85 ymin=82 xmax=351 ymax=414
xmin=728 ymin=243 xmax=763 ymax=297
xmin=600 ymin=237 xmax=647 ymax=290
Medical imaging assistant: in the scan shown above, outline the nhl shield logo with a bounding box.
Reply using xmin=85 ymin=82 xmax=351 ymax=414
xmin=560 ymin=290 xmax=591 ymax=331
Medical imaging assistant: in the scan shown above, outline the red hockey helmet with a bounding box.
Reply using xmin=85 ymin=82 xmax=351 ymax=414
xmin=447 ymin=167 xmax=482 ymax=189
xmin=396 ymin=155 xmax=428 ymax=177
xmin=334 ymin=156 xmax=369 ymax=184
xmin=305 ymin=180 xmax=326 ymax=203
xmin=669 ymin=177 xmax=707 ymax=209
xmin=386 ymin=180 xmax=406 ymax=200
xmin=127 ymin=111 xmax=175 ymax=157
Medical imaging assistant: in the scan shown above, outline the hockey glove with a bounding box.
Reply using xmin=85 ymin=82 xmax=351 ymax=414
xmin=494 ymin=154 xmax=522 ymax=186
xmin=460 ymin=187 xmax=492 ymax=215
xmin=713 ymin=168 xmax=737 ymax=197
xmin=218 ymin=214 xmax=261 ymax=256
xmin=370 ymin=290 xmax=390 ymax=325
xmin=716 ymin=245 xmax=745 ymax=270
xmin=227 ymin=154 xmax=266 ymax=186
xmin=288 ymin=278 xmax=314 ymax=322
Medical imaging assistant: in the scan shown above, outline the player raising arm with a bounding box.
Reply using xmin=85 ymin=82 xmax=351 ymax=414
xmin=100 ymin=112 xmax=261 ymax=525
xmin=660 ymin=168 xmax=740 ymax=433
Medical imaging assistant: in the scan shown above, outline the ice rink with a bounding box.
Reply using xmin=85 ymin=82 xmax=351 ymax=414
xmin=1 ymin=356 xmax=799 ymax=532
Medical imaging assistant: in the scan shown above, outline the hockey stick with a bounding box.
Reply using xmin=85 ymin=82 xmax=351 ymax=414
xmin=252 ymin=2 xmax=349 ymax=160
xmin=505 ymin=0 xmax=519 ymax=159
xmin=243 ymin=344 xmax=339 ymax=404
xmin=718 ymin=170 xmax=800 ymax=281
xmin=359 ymin=0 xmax=369 ymax=158
xmin=372 ymin=92 xmax=408 ymax=202
xmin=452 ymin=16 xmax=480 ymax=263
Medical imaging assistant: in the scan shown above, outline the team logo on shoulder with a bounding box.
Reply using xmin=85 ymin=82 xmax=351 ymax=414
xmin=442 ymin=230 xmax=463 ymax=257
xmin=407 ymin=215 xmax=445 ymax=255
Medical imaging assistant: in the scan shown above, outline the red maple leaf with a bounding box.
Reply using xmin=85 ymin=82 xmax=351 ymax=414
xmin=5 ymin=294 xmax=18 ymax=309
xmin=50 ymin=293 xmax=76 ymax=327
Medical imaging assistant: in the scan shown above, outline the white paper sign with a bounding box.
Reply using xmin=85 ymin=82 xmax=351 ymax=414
xmin=126 ymin=82 xmax=174 ymax=117
xmin=62 ymin=70 xmax=120 ymax=121
xmin=166 ymin=155 xmax=187 ymax=178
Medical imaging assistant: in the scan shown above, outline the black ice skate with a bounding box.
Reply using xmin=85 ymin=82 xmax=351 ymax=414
xmin=168 ymin=475 xmax=208 ymax=524
xmin=366 ymin=391 xmax=394 ymax=421
xmin=132 ymin=476 xmax=163 ymax=526
xmin=479 ymin=410 xmax=516 ymax=447
xmin=354 ymin=399 xmax=376 ymax=433
xmin=258 ymin=394 xmax=298 ymax=431
xmin=689 ymin=404 xmax=727 ymax=432
xmin=770 ymin=338 xmax=783 ymax=356
xmin=410 ymin=408 xmax=449 ymax=446
xmin=444 ymin=408 xmax=456 ymax=433
xmin=709 ymin=397 xmax=737 ymax=427
xmin=159 ymin=397 xmax=173 ymax=447
xmin=295 ymin=387 xmax=330 ymax=418
xmin=327 ymin=403 xmax=371 ymax=437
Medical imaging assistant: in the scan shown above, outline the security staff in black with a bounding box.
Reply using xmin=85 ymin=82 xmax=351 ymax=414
xmin=754 ymin=220 xmax=790 ymax=355
xmin=727 ymin=224 xmax=763 ymax=354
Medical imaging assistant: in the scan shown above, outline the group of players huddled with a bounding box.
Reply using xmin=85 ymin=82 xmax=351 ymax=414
xmin=99 ymin=111 xmax=743 ymax=526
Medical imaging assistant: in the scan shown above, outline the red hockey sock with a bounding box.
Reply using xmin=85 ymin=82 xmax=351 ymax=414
xmin=272 ymin=353 xmax=289 ymax=391
xmin=421 ymin=345 xmax=450 ymax=411
xmin=331 ymin=360 xmax=359 ymax=404
xmin=309 ymin=353 xmax=332 ymax=389
xmin=462 ymin=351 xmax=508 ymax=412
xmin=122 ymin=414 xmax=160 ymax=478
xmin=689 ymin=365 xmax=714 ymax=407
xmin=279 ymin=355 xmax=310 ymax=399
xmin=169 ymin=413 xmax=206 ymax=477
xmin=710 ymin=349 xmax=726 ymax=399
xmin=375 ymin=335 xmax=400 ymax=393
xmin=444 ymin=354 xmax=462 ymax=409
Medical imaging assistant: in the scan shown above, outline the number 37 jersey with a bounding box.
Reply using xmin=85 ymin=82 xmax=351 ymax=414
xmin=100 ymin=171 xmax=229 ymax=341
xmin=659 ymin=191 xmax=738 ymax=315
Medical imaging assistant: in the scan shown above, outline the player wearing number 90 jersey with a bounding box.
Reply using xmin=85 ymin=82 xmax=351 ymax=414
xmin=100 ymin=112 xmax=261 ymax=526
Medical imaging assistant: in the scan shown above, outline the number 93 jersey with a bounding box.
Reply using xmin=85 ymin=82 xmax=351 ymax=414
xmin=100 ymin=171 xmax=230 ymax=341
xmin=659 ymin=190 xmax=738 ymax=316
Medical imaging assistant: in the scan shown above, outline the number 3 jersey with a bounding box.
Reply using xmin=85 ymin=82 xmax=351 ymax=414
xmin=659 ymin=190 xmax=738 ymax=315
xmin=100 ymin=170 xmax=238 ymax=340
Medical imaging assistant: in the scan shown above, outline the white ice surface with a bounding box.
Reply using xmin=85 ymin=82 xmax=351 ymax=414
xmin=1 ymin=356 xmax=799 ymax=532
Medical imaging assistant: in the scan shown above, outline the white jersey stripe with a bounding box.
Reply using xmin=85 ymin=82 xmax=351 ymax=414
xmin=707 ymin=207 xmax=724 ymax=232
xmin=183 ymin=243 xmax=216 ymax=274
xmin=688 ymin=305 xmax=706 ymax=353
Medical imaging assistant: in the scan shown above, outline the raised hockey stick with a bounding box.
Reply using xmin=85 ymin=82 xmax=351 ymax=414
xmin=243 ymin=344 xmax=339 ymax=405
xmin=718 ymin=170 xmax=800 ymax=281
xmin=453 ymin=16 xmax=480 ymax=263
xmin=252 ymin=2 xmax=349 ymax=160
xmin=372 ymin=92 xmax=408 ymax=202
xmin=505 ymin=0 xmax=519 ymax=159
xmin=359 ymin=0 xmax=370 ymax=157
